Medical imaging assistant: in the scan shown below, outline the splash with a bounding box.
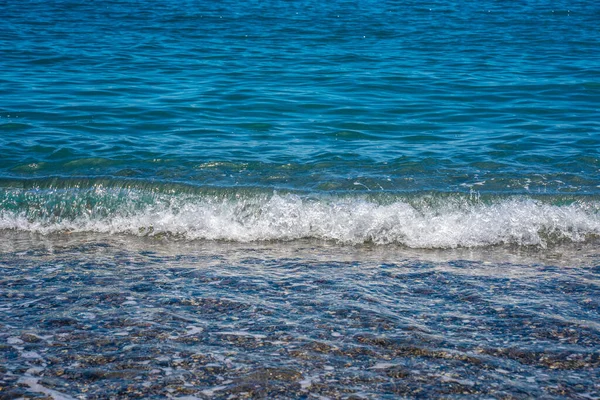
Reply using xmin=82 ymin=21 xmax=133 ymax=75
xmin=1 ymin=185 xmax=599 ymax=248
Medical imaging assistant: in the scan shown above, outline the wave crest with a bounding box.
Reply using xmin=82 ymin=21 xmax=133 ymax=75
xmin=1 ymin=187 xmax=599 ymax=248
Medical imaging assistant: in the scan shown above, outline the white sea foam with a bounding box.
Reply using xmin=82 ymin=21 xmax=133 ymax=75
xmin=1 ymin=192 xmax=599 ymax=248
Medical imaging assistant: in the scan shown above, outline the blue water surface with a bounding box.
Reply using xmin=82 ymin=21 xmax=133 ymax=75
xmin=0 ymin=0 xmax=599 ymax=245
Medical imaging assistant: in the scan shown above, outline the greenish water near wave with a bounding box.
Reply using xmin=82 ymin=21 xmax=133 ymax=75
xmin=0 ymin=178 xmax=599 ymax=247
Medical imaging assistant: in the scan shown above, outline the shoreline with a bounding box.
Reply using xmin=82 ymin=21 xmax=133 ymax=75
xmin=1 ymin=233 xmax=599 ymax=398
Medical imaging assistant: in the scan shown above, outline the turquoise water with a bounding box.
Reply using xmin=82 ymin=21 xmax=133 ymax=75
xmin=1 ymin=1 xmax=600 ymax=398
xmin=1 ymin=0 xmax=599 ymax=247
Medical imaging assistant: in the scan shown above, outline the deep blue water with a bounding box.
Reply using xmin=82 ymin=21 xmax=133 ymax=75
xmin=1 ymin=1 xmax=600 ymax=398
xmin=1 ymin=0 xmax=600 ymax=247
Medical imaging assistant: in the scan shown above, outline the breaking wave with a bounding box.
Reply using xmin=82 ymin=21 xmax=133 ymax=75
xmin=1 ymin=181 xmax=599 ymax=248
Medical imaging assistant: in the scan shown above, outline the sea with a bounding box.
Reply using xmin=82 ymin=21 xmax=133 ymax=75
xmin=1 ymin=0 xmax=599 ymax=398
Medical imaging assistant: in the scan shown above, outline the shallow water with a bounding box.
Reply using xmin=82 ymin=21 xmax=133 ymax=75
xmin=1 ymin=234 xmax=600 ymax=398
xmin=2 ymin=0 xmax=600 ymax=398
